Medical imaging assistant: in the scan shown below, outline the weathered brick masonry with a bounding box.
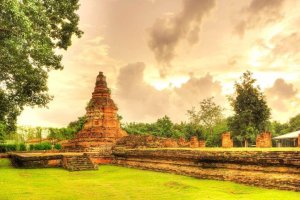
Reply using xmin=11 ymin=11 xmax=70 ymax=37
xmin=221 ymin=132 xmax=233 ymax=148
xmin=63 ymin=72 xmax=127 ymax=158
xmin=112 ymin=148 xmax=300 ymax=191
xmin=256 ymin=132 xmax=272 ymax=148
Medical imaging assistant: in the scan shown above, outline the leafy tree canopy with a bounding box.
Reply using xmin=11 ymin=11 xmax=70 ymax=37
xmin=288 ymin=114 xmax=300 ymax=132
xmin=187 ymin=97 xmax=223 ymax=136
xmin=228 ymin=71 xmax=271 ymax=146
xmin=0 ymin=0 xmax=82 ymax=132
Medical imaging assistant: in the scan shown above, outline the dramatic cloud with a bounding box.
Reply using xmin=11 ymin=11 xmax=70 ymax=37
xmin=115 ymin=62 xmax=223 ymax=122
xmin=17 ymin=0 xmax=300 ymax=126
xmin=115 ymin=62 xmax=171 ymax=121
xmin=265 ymin=78 xmax=298 ymax=112
xmin=266 ymin=78 xmax=297 ymax=99
xmin=235 ymin=0 xmax=285 ymax=37
xmin=271 ymin=32 xmax=300 ymax=58
xmin=148 ymin=0 xmax=215 ymax=73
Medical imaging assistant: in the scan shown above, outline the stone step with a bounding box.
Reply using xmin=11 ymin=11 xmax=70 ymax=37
xmin=63 ymin=154 xmax=98 ymax=171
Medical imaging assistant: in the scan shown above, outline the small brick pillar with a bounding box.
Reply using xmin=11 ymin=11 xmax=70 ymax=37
xmin=298 ymin=134 xmax=300 ymax=148
xmin=256 ymin=132 xmax=272 ymax=148
xmin=190 ymin=136 xmax=199 ymax=148
xmin=222 ymin=132 xmax=233 ymax=148
xmin=198 ymin=140 xmax=206 ymax=148
xmin=163 ymin=138 xmax=178 ymax=148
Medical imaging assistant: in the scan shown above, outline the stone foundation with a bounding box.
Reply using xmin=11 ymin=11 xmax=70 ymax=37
xmin=9 ymin=152 xmax=110 ymax=169
xmin=222 ymin=132 xmax=233 ymax=148
xmin=256 ymin=132 xmax=272 ymax=148
xmin=112 ymin=148 xmax=300 ymax=191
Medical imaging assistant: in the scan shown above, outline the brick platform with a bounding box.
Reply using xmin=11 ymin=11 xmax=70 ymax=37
xmin=112 ymin=148 xmax=300 ymax=191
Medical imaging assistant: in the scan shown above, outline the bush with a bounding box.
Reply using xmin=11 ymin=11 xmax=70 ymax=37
xmin=0 ymin=145 xmax=6 ymax=153
xmin=29 ymin=144 xmax=34 ymax=151
xmin=54 ymin=143 xmax=62 ymax=150
xmin=42 ymin=142 xmax=52 ymax=150
xmin=18 ymin=143 xmax=27 ymax=151
xmin=29 ymin=142 xmax=52 ymax=151
xmin=5 ymin=144 xmax=17 ymax=152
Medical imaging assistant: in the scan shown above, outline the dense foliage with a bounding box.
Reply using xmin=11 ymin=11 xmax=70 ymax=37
xmin=0 ymin=143 xmax=26 ymax=152
xmin=228 ymin=71 xmax=271 ymax=147
xmin=29 ymin=142 xmax=52 ymax=150
xmin=122 ymin=115 xmax=228 ymax=147
xmin=0 ymin=0 xmax=82 ymax=133
xmin=47 ymin=115 xmax=86 ymax=140
xmin=187 ymin=97 xmax=225 ymax=145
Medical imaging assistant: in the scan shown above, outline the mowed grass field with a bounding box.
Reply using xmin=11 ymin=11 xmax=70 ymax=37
xmin=0 ymin=159 xmax=299 ymax=200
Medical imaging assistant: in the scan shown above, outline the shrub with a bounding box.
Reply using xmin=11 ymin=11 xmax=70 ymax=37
xmin=18 ymin=143 xmax=27 ymax=151
xmin=5 ymin=144 xmax=17 ymax=152
xmin=29 ymin=144 xmax=34 ymax=151
xmin=30 ymin=142 xmax=52 ymax=151
xmin=42 ymin=142 xmax=52 ymax=150
xmin=54 ymin=143 xmax=62 ymax=150
xmin=0 ymin=145 xmax=6 ymax=153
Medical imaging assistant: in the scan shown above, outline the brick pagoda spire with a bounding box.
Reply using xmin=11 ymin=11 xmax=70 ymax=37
xmin=63 ymin=72 xmax=127 ymax=152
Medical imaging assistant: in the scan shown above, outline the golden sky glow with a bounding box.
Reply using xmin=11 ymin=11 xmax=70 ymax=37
xmin=18 ymin=0 xmax=300 ymax=127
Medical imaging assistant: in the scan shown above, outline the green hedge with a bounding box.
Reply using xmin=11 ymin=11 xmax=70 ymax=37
xmin=30 ymin=142 xmax=52 ymax=151
xmin=54 ymin=143 xmax=62 ymax=150
xmin=0 ymin=144 xmax=18 ymax=152
xmin=18 ymin=143 xmax=27 ymax=151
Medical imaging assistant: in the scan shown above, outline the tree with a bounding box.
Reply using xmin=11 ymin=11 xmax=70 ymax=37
xmin=228 ymin=71 xmax=271 ymax=147
xmin=0 ymin=0 xmax=82 ymax=132
xmin=155 ymin=115 xmax=174 ymax=138
xmin=67 ymin=115 xmax=87 ymax=133
xmin=270 ymin=120 xmax=289 ymax=137
xmin=288 ymin=114 xmax=300 ymax=132
xmin=0 ymin=122 xmax=6 ymax=143
xmin=187 ymin=97 xmax=223 ymax=137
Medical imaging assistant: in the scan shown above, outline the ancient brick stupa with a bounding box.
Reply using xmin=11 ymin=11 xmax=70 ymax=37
xmin=63 ymin=72 xmax=127 ymax=152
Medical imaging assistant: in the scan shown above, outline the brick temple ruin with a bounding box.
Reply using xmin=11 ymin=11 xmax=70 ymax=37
xmin=8 ymin=72 xmax=300 ymax=192
xmin=63 ymin=72 xmax=127 ymax=153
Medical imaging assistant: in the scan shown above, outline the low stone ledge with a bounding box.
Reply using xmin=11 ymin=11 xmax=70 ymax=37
xmin=112 ymin=148 xmax=300 ymax=191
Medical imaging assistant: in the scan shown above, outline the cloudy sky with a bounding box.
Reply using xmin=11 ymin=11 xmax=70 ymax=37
xmin=18 ymin=0 xmax=300 ymax=127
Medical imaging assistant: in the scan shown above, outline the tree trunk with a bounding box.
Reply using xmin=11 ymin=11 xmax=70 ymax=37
xmin=244 ymin=140 xmax=248 ymax=147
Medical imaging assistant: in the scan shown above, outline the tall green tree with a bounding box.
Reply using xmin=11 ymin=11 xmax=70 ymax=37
xmin=0 ymin=122 xmax=6 ymax=143
xmin=228 ymin=71 xmax=271 ymax=147
xmin=187 ymin=97 xmax=223 ymax=137
xmin=0 ymin=0 xmax=82 ymax=132
xmin=288 ymin=114 xmax=300 ymax=132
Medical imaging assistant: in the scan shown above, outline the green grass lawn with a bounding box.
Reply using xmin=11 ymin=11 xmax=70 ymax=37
xmin=0 ymin=159 xmax=299 ymax=200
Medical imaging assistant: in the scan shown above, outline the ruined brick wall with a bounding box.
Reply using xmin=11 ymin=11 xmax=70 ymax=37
xmin=256 ymin=132 xmax=272 ymax=148
xmin=112 ymin=148 xmax=300 ymax=191
xmin=298 ymin=134 xmax=300 ymax=147
xmin=115 ymin=135 xmax=205 ymax=149
xmin=198 ymin=140 xmax=206 ymax=148
xmin=222 ymin=132 xmax=233 ymax=148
